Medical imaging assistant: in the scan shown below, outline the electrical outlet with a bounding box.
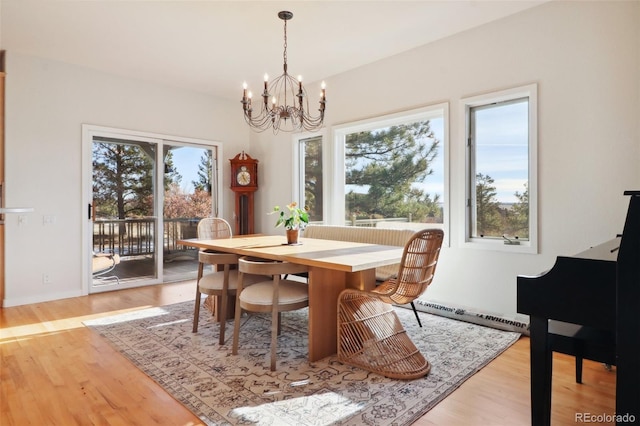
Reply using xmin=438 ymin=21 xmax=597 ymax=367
xmin=42 ymin=273 xmax=51 ymax=284
xmin=43 ymin=215 xmax=57 ymax=225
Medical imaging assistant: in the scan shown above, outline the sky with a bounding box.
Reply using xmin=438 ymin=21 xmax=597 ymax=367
xmin=169 ymin=146 xmax=209 ymax=192
xmin=473 ymin=101 xmax=529 ymax=203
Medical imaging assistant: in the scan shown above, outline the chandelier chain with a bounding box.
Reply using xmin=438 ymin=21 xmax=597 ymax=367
xmin=283 ymin=19 xmax=288 ymax=73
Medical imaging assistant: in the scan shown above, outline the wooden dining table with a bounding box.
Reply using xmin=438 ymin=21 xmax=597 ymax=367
xmin=178 ymin=234 xmax=405 ymax=361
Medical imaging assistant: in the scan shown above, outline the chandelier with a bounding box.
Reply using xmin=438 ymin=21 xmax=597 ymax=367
xmin=241 ymin=11 xmax=326 ymax=133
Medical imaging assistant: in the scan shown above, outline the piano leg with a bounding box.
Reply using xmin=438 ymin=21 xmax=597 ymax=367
xmin=529 ymin=316 xmax=552 ymax=426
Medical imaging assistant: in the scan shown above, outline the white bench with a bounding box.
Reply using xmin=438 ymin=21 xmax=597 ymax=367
xmin=302 ymin=225 xmax=417 ymax=281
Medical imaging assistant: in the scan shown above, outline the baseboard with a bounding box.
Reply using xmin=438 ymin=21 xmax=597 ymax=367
xmin=3 ymin=289 xmax=84 ymax=307
xmin=407 ymin=298 xmax=530 ymax=335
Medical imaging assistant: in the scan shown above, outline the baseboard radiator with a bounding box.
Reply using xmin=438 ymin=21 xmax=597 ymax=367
xmin=405 ymin=298 xmax=530 ymax=335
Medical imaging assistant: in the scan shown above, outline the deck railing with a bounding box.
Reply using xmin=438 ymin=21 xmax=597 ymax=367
xmin=93 ymin=218 xmax=200 ymax=257
xmin=347 ymin=217 xmax=409 ymax=227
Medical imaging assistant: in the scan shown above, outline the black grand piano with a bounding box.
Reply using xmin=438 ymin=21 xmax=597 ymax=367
xmin=517 ymin=191 xmax=639 ymax=426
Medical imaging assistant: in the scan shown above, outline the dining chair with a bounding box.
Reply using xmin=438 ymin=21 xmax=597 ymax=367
xmin=375 ymin=228 xmax=444 ymax=327
xmin=192 ymin=217 xmax=261 ymax=345
xmin=336 ymin=228 xmax=444 ymax=379
xmin=232 ymin=256 xmax=309 ymax=371
xmin=197 ymin=216 xmax=233 ymax=240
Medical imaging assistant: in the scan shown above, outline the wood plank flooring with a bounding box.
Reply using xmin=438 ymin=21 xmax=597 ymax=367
xmin=1 ymin=281 xmax=617 ymax=425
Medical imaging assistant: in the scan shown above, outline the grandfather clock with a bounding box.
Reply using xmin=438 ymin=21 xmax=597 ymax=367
xmin=230 ymin=152 xmax=258 ymax=235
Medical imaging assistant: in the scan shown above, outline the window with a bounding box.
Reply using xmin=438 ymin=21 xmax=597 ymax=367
xmin=462 ymin=84 xmax=537 ymax=253
xmin=331 ymin=104 xmax=448 ymax=236
xmin=294 ymin=135 xmax=324 ymax=223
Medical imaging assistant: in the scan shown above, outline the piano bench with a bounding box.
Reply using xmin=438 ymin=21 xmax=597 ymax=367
xmin=548 ymin=320 xmax=616 ymax=384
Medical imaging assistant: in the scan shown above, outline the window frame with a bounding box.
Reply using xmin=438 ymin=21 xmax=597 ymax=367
xmin=330 ymin=103 xmax=449 ymax=244
xmin=292 ymin=130 xmax=328 ymax=224
xmin=460 ymin=84 xmax=538 ymax=253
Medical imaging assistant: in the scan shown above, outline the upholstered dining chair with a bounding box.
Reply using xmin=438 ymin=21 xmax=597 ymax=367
xmin=192 ymin=217 xmax=262 ymax=345
xmin=232 ymin=256 xmax=309 ymax=371
xmin=336 ymin=228 xmax=444 ymax=379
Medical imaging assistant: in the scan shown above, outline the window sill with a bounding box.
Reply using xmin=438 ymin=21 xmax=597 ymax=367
xmin=461 ymin=238 xmax=537 ymax=254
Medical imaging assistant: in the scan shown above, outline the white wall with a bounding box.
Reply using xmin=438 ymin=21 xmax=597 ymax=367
xmin=253 ymin=1 xmax=640 ymax=320
xmin=4 ymin=52 xmax=250 ymax=306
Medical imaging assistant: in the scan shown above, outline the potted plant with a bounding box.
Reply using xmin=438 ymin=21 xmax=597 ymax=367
xmin=270 ymin=202 xmax=309 ymax=244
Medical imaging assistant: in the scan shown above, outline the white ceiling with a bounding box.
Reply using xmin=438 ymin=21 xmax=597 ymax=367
xmin=1 ymin=0 xmax=549 ymax=101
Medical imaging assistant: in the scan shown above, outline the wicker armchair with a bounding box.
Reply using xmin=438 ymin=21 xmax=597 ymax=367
xmin=337 ymin=228 xmax=444 ymax=379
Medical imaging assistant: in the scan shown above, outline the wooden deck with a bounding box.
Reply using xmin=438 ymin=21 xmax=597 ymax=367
xmin=94 ymin=251 xmax=201 ymax=286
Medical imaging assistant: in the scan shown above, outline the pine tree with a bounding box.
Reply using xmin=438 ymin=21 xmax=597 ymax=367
xmin=193 ymin=151 xmax=212 ymax=192
xmin=163 ymin=150 xmax=182 ymax=190
xmin=302 ymin=138 xmax=323 ymax=221
xmin=344 ymin=121 xmax=440 ymax=221
xmin=92 ymin=142 xmax=154 ymax=219
xmin=507 ymin=183 xmax=529 ymax=239
xmin=475 ymin=173 xmax=502 ymax=236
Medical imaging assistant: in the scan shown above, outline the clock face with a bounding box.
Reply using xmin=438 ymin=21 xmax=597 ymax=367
xmin=236 ymin=166 xmax=251 ymax=186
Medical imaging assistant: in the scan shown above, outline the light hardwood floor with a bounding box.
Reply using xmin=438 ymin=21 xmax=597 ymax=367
xmin=1 ymin=281 xmax=616 ymax=425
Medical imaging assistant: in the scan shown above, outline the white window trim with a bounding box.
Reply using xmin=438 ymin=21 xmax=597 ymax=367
xmin=331 ymin=103 xmax=450 ymax=245
xmin=459 ymin=84 xmax=538 ymax=254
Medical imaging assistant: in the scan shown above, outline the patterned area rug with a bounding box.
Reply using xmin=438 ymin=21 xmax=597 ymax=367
xmin=84 ymin=301 xmax=520 ymax=426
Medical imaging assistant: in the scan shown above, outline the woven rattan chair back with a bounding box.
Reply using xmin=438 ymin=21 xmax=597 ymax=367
xmin=378 ymin=228 xmax=444 ymax=305
xmin=197 ymin=217 xmax=233 ymax=240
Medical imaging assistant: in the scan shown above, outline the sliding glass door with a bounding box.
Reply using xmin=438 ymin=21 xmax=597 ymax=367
xmin=83 ymin=125 xmax=221 ymax=293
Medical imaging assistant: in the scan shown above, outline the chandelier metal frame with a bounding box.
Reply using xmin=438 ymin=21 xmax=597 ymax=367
xmin=241 ymin=11 xmax=326 ymax=133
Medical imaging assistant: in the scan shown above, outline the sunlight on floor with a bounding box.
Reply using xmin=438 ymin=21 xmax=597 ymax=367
xmin=151 ymin=318 xmax=190 ymax=328
xmin=0 ymin=305 xmax=154 ymax=342
xmin=84 ymin=306 xmax=171 ymax=326
xmin=230 ymin=391 xmax=362 ymax=424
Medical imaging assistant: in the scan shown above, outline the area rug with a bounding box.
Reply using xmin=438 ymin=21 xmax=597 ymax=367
xmin=84 ymin=301 xmax=520 ymax=426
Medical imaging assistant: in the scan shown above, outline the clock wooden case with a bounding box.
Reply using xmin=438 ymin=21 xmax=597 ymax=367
xmin=229 ymin=151 xmax=258 ymax=235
